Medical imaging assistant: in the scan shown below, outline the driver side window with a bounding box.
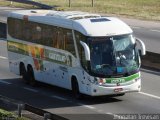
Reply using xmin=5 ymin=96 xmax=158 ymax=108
xmin=75 ymin=31 xmax=87 ymax=69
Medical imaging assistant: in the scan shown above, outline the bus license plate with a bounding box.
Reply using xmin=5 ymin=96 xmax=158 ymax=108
xmin=114 ymin=88 xmax=123 ymax=92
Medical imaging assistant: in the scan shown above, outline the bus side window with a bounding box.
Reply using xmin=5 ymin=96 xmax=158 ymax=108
xmin=8 ymin=18 xmax=15 ymax=38
xmin=14 ymin=19 xmax=22 ymax=39
xmin=59 ymin=28 xmax=64 ymax=49
xmin=63 ymin=34 xmax=66 ymax=50
xmin=32 ymin=24 xmax=42 ymax=44
xmin=22 ymin=21 xmax=32 ymax=42
xmin=52 ymin=27 xmax=57 ymax=48
xmin=65 ymin=30 xmax=76 ymax=56
xmin=8 ymin=18 xmax=22 ymax=39
xmin=42 ymin=24 xmax=53 ymax=46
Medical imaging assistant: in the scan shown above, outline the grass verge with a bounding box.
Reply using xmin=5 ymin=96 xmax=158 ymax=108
xmin=0 ymin=0 xmax=160 ymax=21
xmin=0 ymin=108 xmax=29 ymax=120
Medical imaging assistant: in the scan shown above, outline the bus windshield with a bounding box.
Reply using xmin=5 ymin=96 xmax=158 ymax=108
xmin=88 ymin=34 xmax=140 ymax=77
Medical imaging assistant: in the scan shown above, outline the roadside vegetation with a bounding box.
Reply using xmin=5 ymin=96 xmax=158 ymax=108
xmin=0 ymin=0 xmax=160 ymax=20
xmin=0 ymin=108 xmax=29 ymax=120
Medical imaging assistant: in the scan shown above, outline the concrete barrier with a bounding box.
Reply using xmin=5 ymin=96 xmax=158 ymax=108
xmin=141 ymin=51 xmax=160 ymax=71
xmin=0 ymin=22 xmax=6 ymax=39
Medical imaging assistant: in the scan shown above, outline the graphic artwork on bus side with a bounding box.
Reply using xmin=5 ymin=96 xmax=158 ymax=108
xmin=7 ymin=41 xmax=72 ymax=71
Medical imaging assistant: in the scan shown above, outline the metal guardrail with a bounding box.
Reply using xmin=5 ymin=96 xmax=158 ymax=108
xmin=7 ymin=0 xmax=54 ymax=9
xmin=26 ymin=104 xmax=69 ymax=120
xmin=0 ymin=95 xmax=68 ymax=120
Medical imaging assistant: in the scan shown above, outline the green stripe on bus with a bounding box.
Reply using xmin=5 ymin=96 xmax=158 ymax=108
xmin=105 ymin=73 xmax=140 ymax=83
xmin=7 ymin=41 xmax=29 ymax=55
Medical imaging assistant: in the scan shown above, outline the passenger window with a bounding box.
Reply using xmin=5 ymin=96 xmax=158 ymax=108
xmin=42 ymin=24 xmax=53 ymax=46
xmin=65 ymin=30 xmax=76 ymax=56
xmin=22 ymin=21 xmax=33 ymax=41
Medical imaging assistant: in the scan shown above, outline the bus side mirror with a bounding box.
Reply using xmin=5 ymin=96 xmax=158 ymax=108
xmin=80 ymin=41 xmax=90 ymax=61
xmin=136 ymin=38 xmax=146 ymax=56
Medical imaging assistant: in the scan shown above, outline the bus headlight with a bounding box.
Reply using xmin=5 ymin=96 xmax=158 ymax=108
xmin=94 ymin=77 xmax=106 ymax=85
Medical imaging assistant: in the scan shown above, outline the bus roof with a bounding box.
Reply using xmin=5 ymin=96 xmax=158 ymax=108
xmin=8 ymin=10 xmax=133 ymax=36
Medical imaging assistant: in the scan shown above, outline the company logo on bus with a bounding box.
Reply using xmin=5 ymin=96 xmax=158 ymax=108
xmin=48 ymin=52 xmax=71 ymax=66
xmin=111 ymin=79 xmax=125 ymax=84
xmin=49 ymin=53 xmax=66 ymax=62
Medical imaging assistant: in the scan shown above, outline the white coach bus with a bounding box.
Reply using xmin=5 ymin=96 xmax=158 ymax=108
xmin=7 ymin=10 xmax=146 ymax=98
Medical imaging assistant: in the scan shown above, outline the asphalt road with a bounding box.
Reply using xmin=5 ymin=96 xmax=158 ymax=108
xmin=0 ymin=7 xmax=160 ymax=53
xmin=0 ymin=40 xmax=160 ymax=120
xmin=0 ymin=6 xmax=160 ymax=120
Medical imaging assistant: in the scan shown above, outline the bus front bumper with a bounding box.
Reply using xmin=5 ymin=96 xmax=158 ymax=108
xmin=90 ymin=79 xmax=141 ymax=96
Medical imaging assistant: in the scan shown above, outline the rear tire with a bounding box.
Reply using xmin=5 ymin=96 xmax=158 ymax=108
xmin=20 ymin=64 xmax=28 ymax=84
xmin=28 ymin=66 xmax=37 ymax=87
xmin=72 ymin=78 xmax=82 ymax=99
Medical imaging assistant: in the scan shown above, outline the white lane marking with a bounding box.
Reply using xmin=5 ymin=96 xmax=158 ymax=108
xmin=139 ymin=92 xmax=160 ymax=100
xmin=106 ymin=112 xmax=114 ymax=115
xmin=51 ymin=95 xmax=68 ymax=101
xmin=97 ymin=109 xmax=103 ymax=112
xmin=83 ymin=105 xmax=95 ymax=109
xmin=131 ymin=26 xmax=141 ymax=29
xmin=105 ymin=112 xmax=121 ymax=119
xmin=0 ymin=56 xmax=8 ymax=59
xmin=78 ymin=103 xmax=95 ymax=109
xmin=150 ymin=29 xmax=160 ymax=33
xmin=0 ymin=80 xmax=12 ymax=85
xmin=23 ymin=87 xmax=38 ymax=93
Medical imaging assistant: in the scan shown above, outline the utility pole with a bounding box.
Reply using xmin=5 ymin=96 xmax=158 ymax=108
xmin=10 ymin=1 xmax=13 ymax=5
xmin=69 ymin=0 xmax=71 ymax=7
xmin=92 ymin=0 xmax=94 ymax=7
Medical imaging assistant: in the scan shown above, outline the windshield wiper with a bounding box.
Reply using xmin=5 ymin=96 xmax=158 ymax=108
xmin=100 ymin=64 xmax=111 ymax=68
xmin=98 ymin=64 xmax=115 ymax=74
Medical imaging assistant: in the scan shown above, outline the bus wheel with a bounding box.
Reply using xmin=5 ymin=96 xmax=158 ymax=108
xmin=28 ymin=66 xmax=36 ymax=87
xmin=20 ymin=64 xmax=28 ymax=84
xmin=72 ymin=78 xmax=82 ymax=99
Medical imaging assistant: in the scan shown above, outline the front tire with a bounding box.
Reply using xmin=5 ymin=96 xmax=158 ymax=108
xmin=72 ymin=79 xmax=82 ymax=99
